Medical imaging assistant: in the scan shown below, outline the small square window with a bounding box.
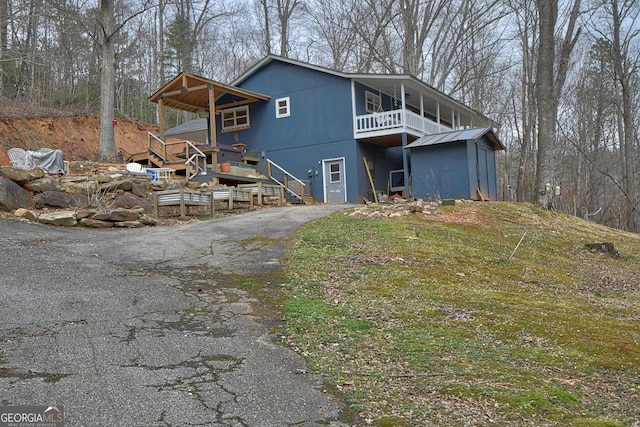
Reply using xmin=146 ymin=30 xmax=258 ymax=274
xmin=365 ymin=91 xmax=382 ymax=113
xmin=276 ymin=97 xmax=290 ymax=118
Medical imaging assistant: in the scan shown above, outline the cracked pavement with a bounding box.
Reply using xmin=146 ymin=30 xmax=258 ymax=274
xmin=0 ymin=205 xmax=352 ymax=426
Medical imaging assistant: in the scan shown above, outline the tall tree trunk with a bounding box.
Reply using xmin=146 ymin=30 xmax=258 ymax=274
xmin=610 ymin=0 xmax=636 ymax=231
xmin=261 ymin=0 xmax=272 ymax=55
xmin=534 ymin=0 xmax=581 ymax=208
xmin=97 ymin=0 xmax=117 ymax=161
xmin=276 ymin=0 xmax=300 ymax=57
xmin=534 ymin=0 xmax=557 ymax=208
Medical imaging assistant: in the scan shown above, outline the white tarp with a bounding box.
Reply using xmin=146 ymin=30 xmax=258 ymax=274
xmin=15 ymin=149 xmax=65 ymax=174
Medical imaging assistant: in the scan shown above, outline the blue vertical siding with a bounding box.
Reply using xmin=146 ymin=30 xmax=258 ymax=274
xmin=409 ymin=135 xmax=499 ymax=201
xmin=410 ymin=143 xmax=471 ymax=200
xmin=215 ymin=60 xmax=365 ymax=202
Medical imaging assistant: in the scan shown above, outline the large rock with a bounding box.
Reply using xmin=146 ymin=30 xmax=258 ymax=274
xmin=131 ymin=180 xmax=153 ymax=197
xmin=79 ymin=218 xmax=114 ymax=228
xmin=102 ymin=179 xmax=133 ymax=192
xmin=24 ymin=176 xmax=64 ymax=193
xmin=92 ymin=208 xmax=139 ymax=222
xmin=35 ymin=191 xmax=86 ymax=208
xmin=38 ymin=211 xmax=77 ymax=227
xmin=111 ymin=193 xmax=153 ymax=212
xmin=0 ymin=166 xmax=33 ymax=185
xmin=14 ymin=208 xmax=38 ymax=221
xmin=0 ymin=176 xmax=34 ymax=211
xmin=62 ymin=180 xmax=99 ymax=196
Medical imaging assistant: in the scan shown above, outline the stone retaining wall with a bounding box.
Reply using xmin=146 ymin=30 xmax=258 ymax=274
xmin=0 ymin=166 xmax=170 ymax=227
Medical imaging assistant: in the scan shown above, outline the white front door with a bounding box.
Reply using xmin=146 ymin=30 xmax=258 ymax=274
xmin=323 ymin=158 xmax=347 ymax=203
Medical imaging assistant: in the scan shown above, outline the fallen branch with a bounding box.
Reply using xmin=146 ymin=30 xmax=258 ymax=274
xmin=509 ymin=232 xmax=527 ymax=261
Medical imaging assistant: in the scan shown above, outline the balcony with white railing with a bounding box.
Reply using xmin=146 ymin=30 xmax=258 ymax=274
xmin=354 ymin=109 xmax=452 ymax=141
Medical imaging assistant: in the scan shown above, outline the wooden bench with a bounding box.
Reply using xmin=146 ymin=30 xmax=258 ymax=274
xmin=154 ymin=187 xmax=254 ymax=218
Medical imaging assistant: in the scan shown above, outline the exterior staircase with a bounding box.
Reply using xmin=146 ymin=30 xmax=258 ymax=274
xmin=126 ymin=133 xmax=206 ymax=179
xmin=266 ymin=159 xmax=312 ymax=204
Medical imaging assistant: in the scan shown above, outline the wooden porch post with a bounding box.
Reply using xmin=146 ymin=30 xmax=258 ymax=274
xmin=158 ymin=96 xmax=165 ymax=141
xmin=436 ymin=102 xmax=440 ymax=125
xmin=208 ymin=84 xmax=218 ymax=183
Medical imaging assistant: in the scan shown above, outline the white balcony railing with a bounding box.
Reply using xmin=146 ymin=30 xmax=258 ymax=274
xmin=354 ymin=109 xmax=451 ymax=138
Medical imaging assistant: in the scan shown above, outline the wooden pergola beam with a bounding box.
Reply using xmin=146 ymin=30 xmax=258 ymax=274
xmin=161 ymin=84 xmax=210 ymax=98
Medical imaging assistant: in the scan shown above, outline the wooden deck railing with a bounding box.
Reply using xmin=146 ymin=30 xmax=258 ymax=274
xmin=354 ymin=109 xmax=450 ymax=138
xmin=147 ymin=132 xmax=206 ymax=179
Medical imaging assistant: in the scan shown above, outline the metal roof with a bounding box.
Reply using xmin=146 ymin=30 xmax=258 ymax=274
xmin=164 ymin=118 xmax=208 ymax=136
xmin=405 ymin=127 xmax=505 ymax=151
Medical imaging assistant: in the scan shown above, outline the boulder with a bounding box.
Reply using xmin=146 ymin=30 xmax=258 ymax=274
xmin=38 ymin=211 xmax=77 ymax=227
xmin=138 ymin=215 xmax=158 ymax=226
xmin=0 ymin=176 xmax=34 ymax=211
xmin=63 ymin=180 xmax=99 ymax=196
xmin=131 ymin=180 xmax=153 ymax=197
xmin=111 ymin=193 xmax=153 ymax=213
xmin=102 ymin=179 xmax=133 ymax=192
xmin=14 ymin=208 xmax=38 ymax=221
xmin=92 ymin=208 xmax=139 ymax=222
xmin=0 ymin=166 xmax=33 ymax=185
xmin=35 ymin=191 xmax=86 ymax=208
xmin=25 ymin=177 xmax=65 ymax=193
xmin=79 ymin=218 xmax=114 ymax=228
xmin=76 ymin=209 xmax=95 ymax=220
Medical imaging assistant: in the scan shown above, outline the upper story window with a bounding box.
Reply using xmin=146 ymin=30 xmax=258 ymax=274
xmin=222 ymin=106 xmax=250 ymax=132
xmin=276 ymin=97 xmax=290 ymax=118
xmin=365 ymin=91 xmax=382 ymax=113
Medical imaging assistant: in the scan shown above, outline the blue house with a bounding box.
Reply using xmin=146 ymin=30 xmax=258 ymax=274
xmin=146 ymin=55 xmax=503 ymax=203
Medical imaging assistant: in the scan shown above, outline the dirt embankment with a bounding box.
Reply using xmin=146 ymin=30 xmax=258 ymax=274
xmin=0 ymin=112 xmax=157 ymax=166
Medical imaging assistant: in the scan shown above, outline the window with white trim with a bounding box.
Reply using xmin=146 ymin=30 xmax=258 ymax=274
xmin=365 ymin=91 xmax=382 ymax=113
xmin=222 ymin=106 xmax=250 ymax=132
xmin=330 ymin=162 xmax=341 ymax=183
xmin=276 ymin=97 xmax=290 ymax=118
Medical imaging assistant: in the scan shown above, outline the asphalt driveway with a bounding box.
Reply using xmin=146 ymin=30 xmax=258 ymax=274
xmin=0 ymin=205 xmax=352 ymax=426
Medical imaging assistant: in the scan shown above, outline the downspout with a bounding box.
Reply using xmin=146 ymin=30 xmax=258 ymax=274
xmin=401 ymin=82 xmax=410 ymax=198
xmin=400 ymin=82 xmax=406 ymax=131
xmin=351 ymin=79 xmax=357 ymax=137
xmin=402 ymin=132 xmax=410 ymax=198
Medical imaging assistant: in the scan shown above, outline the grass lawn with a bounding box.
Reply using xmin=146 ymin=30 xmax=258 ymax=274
xmin=283 ymin=202 xmax=640 ymax=426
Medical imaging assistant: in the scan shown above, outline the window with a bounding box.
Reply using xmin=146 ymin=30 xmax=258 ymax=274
xmin=330 ymin=162 xmax=341 ymax=183
xmin=365 ymin=91 xmax=382 ymax=113
xmin=276 ymin=97 xmax=290 ymax=118
xmin=222 ymin=106 xmax=250 ymax=132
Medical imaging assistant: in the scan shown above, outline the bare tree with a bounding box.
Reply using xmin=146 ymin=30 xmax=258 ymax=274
xmin=305 ymin=0 xmax=358 ymax=70
xmin=588 ymin=0 xmax=640 ymax=230
xmin=257 ymin=0 xmax=272 ymax=55
xmin=276 ymin=0 xmax=302 ymax=57
xmin=398 ymin=0 xmax=447 ymax=76
xmin=534 ymin=0 xmax=582 ymax=208
xmin=85 ymin=0 xmax=152 ymax=161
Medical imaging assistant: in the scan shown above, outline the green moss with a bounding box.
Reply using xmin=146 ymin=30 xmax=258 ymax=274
xmin=285 ymin=203 xmax=640 ymax=425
